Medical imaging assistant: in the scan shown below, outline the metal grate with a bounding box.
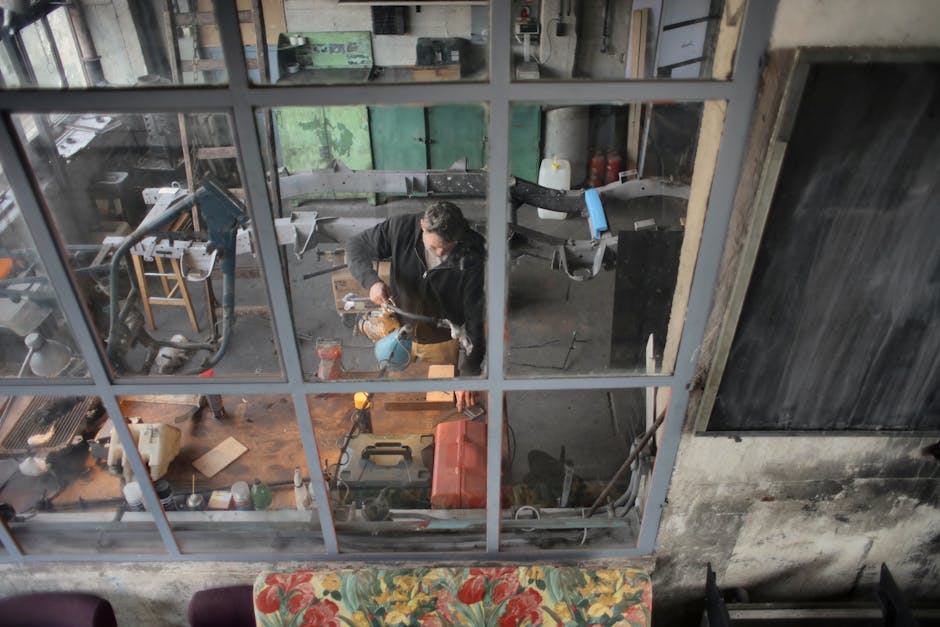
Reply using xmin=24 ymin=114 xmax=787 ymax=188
xmin=0 ymin=396 xmax=98 ymax=455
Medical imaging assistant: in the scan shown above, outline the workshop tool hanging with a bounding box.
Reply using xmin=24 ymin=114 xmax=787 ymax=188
xmin=105 ymin=177 xmax=248 ymax=374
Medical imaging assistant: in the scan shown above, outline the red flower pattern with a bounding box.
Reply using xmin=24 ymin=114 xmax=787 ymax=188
xmin=256 ymin=571 xmax=315 ymax=614
xmin=498 ymin=589 xmax=543 ymax=627
xmin=301 ymin=599 xmax=340 ymax=627
xmin=491 ymin=577 xmax=520 ymax=605
xmin=254 ymin=585 xmax=281 ymax=614
xmin=457 ymin=574 xmax=486 ymax=604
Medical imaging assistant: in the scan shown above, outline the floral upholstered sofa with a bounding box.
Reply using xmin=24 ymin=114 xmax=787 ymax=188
xmin=253 ymin=565 xmax=651 ymax=626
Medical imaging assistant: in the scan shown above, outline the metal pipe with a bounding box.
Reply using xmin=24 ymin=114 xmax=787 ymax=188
xmin=584 ymin=410 xmax=665 ymax=518
xmin=66 ymin=0 xmax=104 ymax=85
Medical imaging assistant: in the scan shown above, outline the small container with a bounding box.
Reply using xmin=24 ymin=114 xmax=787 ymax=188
xmin=122 ymin=481 xmax=145 ymax=512
xmin=186 ymin=492 xmax=205 ymax=510
xmin=537 ymin=157 xmax=571 ymax=220
xmin=316 ymin=338 xmax=343 ymax=380
xmin=154 ymin=479 xmax=177 ymax=511
xmin=251 ymin=478 xmax=273 ymax=511
xmin=231 ymin=481 xmax=252 ymax=510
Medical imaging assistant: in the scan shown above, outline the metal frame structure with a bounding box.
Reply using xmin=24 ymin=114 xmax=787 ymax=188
xmin=0 ymin=1 xmax=777 ymax=562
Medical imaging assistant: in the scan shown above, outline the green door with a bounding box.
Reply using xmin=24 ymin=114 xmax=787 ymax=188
xmin=427 ymin=104 xmax=487 ymax=170
xmin=369 ymin=105 xmax=428 ymax=202
xmin=369 ymin=106 xmax=427 ymax=171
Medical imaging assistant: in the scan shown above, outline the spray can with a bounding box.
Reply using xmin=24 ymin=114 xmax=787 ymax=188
xmin=293 ymin=467 xmax=312 ymax=511
xmin=122 ymin=481 xmax=145 ymax=512
xmin=154 ymin=479 xmax=177 ymax=511
xmin=604 ymin=150 xmax=623 ymax=185
xmin=588 ymin=149 xmax=606 ymax=188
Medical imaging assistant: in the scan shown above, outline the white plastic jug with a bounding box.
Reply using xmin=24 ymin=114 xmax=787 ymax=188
xmin=537 ymin=157 xmax=571 ymax=220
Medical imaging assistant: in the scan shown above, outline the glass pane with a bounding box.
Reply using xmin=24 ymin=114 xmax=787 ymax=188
xmin=0 ymin=2 xmax=226 ymax=88
xmin=0 ymin=395 xmax=166 ymax=555
xmin=262 ymin=103 xmax=488 ymax=383
xmin=0 ymin=168 xmax=87 ymax=380
xmin=507 ymin=101 xmax=702 ymax=377
xmin=311 ymin=391 xmax=489 ymax=553
xmin=12 ymin=111 xmax=282 ymax=379
xmin=501 ymin=387 xmax=669 ymax=551
xmin=512 ymin=0 xmax=744 ymax=81
xmin=253 ymin=3 xmax=489 ymax=85
xmin=118 ymin=394 xmax=324 ymax=555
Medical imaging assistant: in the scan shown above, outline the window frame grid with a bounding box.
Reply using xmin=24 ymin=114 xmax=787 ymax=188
xmin=0 ymin=1 xmax=777 ymax=562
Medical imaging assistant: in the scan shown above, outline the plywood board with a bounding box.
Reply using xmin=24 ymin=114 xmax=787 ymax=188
xmin=192 ymin=436 xmax=248 ymax=478
xmin=426 ymin=364 xmax=455 ymax=402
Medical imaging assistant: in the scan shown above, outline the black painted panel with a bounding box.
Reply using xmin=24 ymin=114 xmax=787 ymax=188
xmin=710 ymin=62 xmax=940 ymax=431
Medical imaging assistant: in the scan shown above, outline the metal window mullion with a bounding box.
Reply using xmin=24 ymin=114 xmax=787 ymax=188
xmin=635 ymin=0 xmax=779 ymax=552
xmin=0 ymin=519 xmax=24 ymax=558
xmin=484 ymin=0 xmax=512 ymax=555
xmin=214 ymin=1 xmax=340 ymax=556
xmin=0 ymin=117 xmax=112 ymax=386
xmin=0 ymin=120 xmax=181 ymax=555
xmin=97 ymin=395 xmax=181 ymax=556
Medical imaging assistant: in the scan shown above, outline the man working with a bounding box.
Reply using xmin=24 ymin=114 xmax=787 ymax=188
xmin=345 ymin=202 xmax=485 ymax=411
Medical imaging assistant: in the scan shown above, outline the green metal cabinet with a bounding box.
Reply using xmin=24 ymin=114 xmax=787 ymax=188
xmin=427 ymin=104 xmax=487 ymax=170
xmin=510 ymin=104 xmax=541 ymax=182
xmin=275 ymin=105 xmax=373 ymax=200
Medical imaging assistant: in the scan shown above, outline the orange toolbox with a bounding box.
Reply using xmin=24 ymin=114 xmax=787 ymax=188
xmin=431 ymin=418 xmax=487 ymax=509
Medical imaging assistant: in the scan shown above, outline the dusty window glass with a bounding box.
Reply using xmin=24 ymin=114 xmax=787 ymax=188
xmin=251 ymin=2 xmax=489 ymax=85
xmin=311 ymin=391 xmax=489 ymax=553
xmin=118 ymin=394 xmax=324 ymax=555
xmin=501 ymin=387 xmax=669 ymax=551
xmin=260 ymin=103 xmax=488 ymax=384
xmin=12 ymin=111 xmax=282 ymax=379
xmin=0 ymin=395 xmax=166 ymax=555
xmin=511 ymin=0 xmax=744 ymax=81
xmin=507 ymin=101 xmax=704 ymax=377
xmin=0 ymin=2 xmax=227 ymax=88
xmin=0 ymin=167 xmax=87 ymax=380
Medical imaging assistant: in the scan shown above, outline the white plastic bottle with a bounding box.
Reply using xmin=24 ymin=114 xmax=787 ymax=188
xmin=537 ymin=156 xmax=572 ymax=220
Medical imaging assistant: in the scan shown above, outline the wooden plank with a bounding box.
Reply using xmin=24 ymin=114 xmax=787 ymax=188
xmin=121 ymin=395 xmax=201 ymax=406
xmin=192 ymin=436 xmax=248 ymax=478
xmin=426 ymin=364 xmax=455 ymax=402
xmin=411 ymin=64 xmax=462 ymax=81
xmin=383 ymin=401 xmax=455 ymax=412
xmin=626 ymin=8 xmax=649 ymax=170
xmin=195 ymin=146 xmax=238 ymax=160
xmin=194 ymin=0 xmax=286 ymax=47
xmin=330 ymin=252 xmax=391 ymax=316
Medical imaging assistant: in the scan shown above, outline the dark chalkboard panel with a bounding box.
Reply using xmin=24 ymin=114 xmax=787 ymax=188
xmin=710 ymin=62 xmax=940 ymax=431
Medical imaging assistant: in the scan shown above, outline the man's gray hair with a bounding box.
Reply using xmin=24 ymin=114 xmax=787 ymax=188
xmin=423 ymin=201 xmax=467 ymax=243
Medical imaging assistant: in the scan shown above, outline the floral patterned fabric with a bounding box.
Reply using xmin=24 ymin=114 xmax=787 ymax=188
xmin=253 ymin=566 xmax=651 ymax=626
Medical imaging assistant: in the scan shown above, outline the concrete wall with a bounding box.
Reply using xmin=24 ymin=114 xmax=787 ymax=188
xmin=652 ymin=1 xmax=940 ymax=623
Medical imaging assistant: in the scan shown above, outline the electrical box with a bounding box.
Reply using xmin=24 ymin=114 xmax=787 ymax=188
xmin=514 ymin=19 xmax=540 ymax=36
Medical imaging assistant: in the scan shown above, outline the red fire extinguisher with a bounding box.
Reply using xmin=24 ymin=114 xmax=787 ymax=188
xmin=604 ymin=150 xmax=623 ymax=185
xmin=588 ymin=149 xmax=606 ymax=188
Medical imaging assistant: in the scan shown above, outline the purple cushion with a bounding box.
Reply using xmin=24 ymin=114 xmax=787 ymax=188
xmin=0 ymin=592 xmax=117 ymax=627
xmin=188 ymin=585 xmax=254 ymax=627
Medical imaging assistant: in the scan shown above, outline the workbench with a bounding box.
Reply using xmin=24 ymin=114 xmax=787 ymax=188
xmin=0 ymin=365 xmax=465 ymax=521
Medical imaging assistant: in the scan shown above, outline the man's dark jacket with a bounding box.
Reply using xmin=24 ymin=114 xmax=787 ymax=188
xmin=346 ymin=213 xmax=486 ymax=376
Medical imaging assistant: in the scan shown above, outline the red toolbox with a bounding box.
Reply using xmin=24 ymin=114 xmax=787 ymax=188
xmin=431 ymin=418 xmax=487 ymax=509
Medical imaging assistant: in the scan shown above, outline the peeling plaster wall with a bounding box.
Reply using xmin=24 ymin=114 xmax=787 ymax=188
xmin=653 ymin=1 xmax=940 ymax=623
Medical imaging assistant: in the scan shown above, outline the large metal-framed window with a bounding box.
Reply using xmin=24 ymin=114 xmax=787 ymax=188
xmin=0 ymin=1 xmax=776 ymax=562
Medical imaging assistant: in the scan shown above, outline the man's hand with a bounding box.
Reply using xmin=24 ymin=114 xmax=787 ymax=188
xmin=455 ymin=390 xmax=480 ymax=412
xmin=369 ymin=281 xmax=390 ymax=305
